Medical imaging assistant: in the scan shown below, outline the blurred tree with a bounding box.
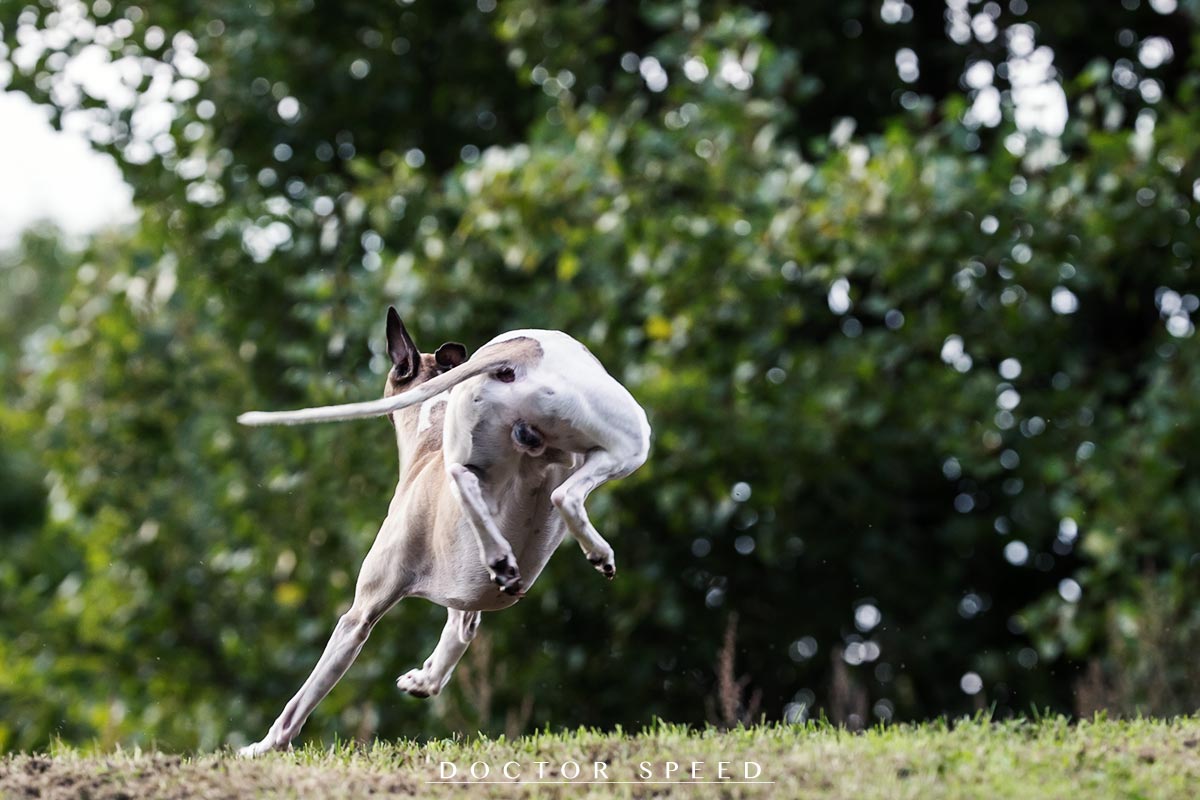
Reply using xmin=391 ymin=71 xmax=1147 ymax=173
xmin=0 ymin=230 xmax=84 ymax=750
xmin=1 ymin=0 xmax=1199 ymax=751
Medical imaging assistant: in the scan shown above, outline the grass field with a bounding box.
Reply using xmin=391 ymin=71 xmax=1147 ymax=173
xmin=3 ymin=717 xmax=1199 ymax=799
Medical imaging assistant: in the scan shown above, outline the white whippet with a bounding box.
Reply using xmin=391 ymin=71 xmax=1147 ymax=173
xmin=236 ymin=308 xmax=651 ymax=756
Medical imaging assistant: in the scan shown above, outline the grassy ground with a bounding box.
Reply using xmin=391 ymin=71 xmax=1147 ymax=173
xmin=3 ymin=717 xmax=1199 ymax=799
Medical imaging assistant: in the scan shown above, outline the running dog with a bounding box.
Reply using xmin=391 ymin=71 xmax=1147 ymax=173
xmin=236 ymin=308 xmax=650 ymax=756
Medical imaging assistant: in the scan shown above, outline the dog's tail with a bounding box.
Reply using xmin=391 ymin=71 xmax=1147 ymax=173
xmin=237 ymin=337 xmax=542 ymax=427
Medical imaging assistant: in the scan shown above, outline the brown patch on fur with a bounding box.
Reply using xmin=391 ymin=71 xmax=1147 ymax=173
xmin=473 ymin=336 xmax=544 ymax=374
xmin=407 ymin=394 xmax=448 ymax=466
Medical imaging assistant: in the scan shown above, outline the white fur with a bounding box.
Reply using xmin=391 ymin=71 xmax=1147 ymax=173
xmin=237 ymin=328 xmax=650 ymax=757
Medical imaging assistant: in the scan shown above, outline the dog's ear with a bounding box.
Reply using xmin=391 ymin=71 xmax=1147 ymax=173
xmin=386 ymin=306 xmax=419 ymax=379
xmin=435 ymin=342 xmax=468 ymax=370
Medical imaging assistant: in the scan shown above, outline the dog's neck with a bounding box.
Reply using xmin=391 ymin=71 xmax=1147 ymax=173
xmin=391 ymin=400 xmax=443 ymax=476
xmin=391 ymin=407 xmax=420 ymax=467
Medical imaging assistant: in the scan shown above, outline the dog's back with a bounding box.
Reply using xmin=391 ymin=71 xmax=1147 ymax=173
xmin=473 ymin=329 xmax=651 ymax=458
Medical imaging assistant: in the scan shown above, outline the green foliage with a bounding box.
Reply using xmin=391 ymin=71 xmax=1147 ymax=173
xmin=2 ymin=0 xmax=1200 ymax=752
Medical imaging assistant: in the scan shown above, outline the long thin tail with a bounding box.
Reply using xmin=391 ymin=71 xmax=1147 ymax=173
xmin=237 ymin=337 xmax=540 ymax=427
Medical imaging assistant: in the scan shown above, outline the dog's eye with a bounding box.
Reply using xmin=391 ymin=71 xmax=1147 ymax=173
xmin=495 ymin=367 xmax=516 ymax=383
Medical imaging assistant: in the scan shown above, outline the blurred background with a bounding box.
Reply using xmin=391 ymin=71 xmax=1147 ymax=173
xmin=2 ymin=0 xmax=1199 ymax=752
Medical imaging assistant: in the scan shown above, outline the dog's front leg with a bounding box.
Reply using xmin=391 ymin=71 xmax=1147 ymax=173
xmin=447 ymin=463 xmax=523 ymax=595
xmin=551 ymin=446 xmax=647 ymax=579
xmin=239 ymin=532 xmax=411 ymax=757
xmin=396 ymin=608 xmax=480 ymax=698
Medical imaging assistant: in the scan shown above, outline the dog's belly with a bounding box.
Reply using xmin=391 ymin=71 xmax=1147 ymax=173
xmin=410 ymin=478 xmax=570 ymax=612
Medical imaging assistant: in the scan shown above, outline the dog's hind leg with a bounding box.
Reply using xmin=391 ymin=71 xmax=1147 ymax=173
xmin=238 ymin=529 xmax=411 ymax=757
xmin=551 ymin=444 xmax=648 ymax=579
xmin=396 ymin=608 xmax=480 ymax=698
xmin=446 ymin=463 xmax=523 ymax=595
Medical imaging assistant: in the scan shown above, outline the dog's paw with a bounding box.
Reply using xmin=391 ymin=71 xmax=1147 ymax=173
xmin=587 ymin=549 xmax=616 ymax=580
xmin=238 ymin=737 xmax=289 ymax=758
xmin=397 ymin=667 xmax=442 ymax=698
xmin=488 ymin=554 xmax=524 ymax=595
xmin=238 ymin=741 xmax=268 ymax=758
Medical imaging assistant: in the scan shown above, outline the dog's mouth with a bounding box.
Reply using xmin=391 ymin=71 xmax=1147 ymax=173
xmin=511 ymin=420 xmax=546 ymax=456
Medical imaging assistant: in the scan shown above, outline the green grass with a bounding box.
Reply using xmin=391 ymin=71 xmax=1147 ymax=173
xmin=3 ymin=717 xmax=1200 ymax=798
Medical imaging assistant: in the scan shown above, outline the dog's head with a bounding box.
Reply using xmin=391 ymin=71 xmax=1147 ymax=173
xmin=383 ymin=307 xmax=468 ymax=406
